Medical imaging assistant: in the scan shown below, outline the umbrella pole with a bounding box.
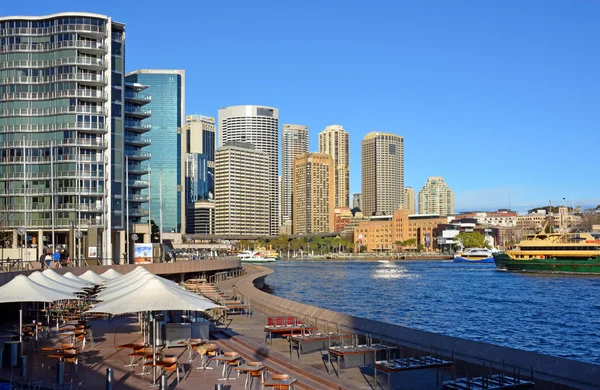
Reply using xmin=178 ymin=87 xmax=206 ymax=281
xmin=152 ymin=312 xmax=157 ymax=386
xmin=19 ymin=303 xmax=23 ymax=343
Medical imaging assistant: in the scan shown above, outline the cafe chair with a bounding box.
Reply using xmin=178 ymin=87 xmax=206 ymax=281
xmin=224 ymin=351 xmax=241 ymax=377
xmin=161 ymin=357 xmax=183 ymax=384
xmin=263 ymin=373 xmax=293 ymax=390
xmin=246 ymin=361 xmax=266 ymax=388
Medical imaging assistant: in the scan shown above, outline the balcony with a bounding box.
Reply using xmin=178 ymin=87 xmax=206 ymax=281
xmin=128 ymin=180 xmax=149 ymax=188
xmin=0 ymin=106 xmax=106 ymax=118
xmin=0 ymin=89 xmax=106 ymax=102
xmin=125 ymin=107 xmax=151 ymax=119
xmin=129 ymin=208 xmax=149 ymax=217
xmin=125 ymin=151 xmax=151 ymax=161
xmin=0 ymin=24 xmax=106 ymax=37
xmin=125 ymin=91 xmax=151 ymax=105
xmin=128 ymin=194 xmax=149 ymax=202
xmin=0 ymin=73 xmax=107 ymax=85
xmin=124 ymin=121 xmax=151 ymax=133
xmin=124 ymin=136 xmax=151 ymax=147
xmin=126 ymin=164 xmax=149 ymax=175
xmin=0 ymin=57 xmax=107 ymax=70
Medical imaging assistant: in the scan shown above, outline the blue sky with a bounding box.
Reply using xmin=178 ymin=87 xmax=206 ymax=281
xmin=4 ymin=0 xmax=599 ymax=212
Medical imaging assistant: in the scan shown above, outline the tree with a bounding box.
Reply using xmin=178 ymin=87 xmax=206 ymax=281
xmin=455 ymin=231 xmax=490 ymax=249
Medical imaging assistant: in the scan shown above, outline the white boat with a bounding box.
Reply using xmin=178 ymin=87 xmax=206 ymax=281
xmin=237 ymin=251 xmax=277 ymax=263
xmin=453 ymin=248 xmax=494 ymax=263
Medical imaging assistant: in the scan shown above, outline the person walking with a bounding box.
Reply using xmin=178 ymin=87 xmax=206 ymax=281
xmin=53 ymin=250 xmax=61 ymax=268
xmin=44 ymin=252 xmax=52 ymax=269
xmin=39 ymin=252 xmax=45 ymax=269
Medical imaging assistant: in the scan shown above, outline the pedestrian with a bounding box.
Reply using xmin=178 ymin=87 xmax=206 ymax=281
xmin=53 ymin=250 xmax=61 ymax=268
xmin=66 ymin=256 xmax=71 ymax=267
xmin=39 ymin=252 xmax=45 ymax=269
xmin=44 ymin=252 xmax=52 ymax=269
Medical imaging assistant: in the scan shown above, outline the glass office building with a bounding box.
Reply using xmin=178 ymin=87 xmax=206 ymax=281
xmin=125 ymin=70 xmax=185 ymax=233
xmin=0 ymin=13 xmax=126 ymax=262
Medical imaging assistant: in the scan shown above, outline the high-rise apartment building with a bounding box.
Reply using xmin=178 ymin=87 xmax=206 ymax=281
xmin=281 ymin=124 xmax=308 ymax=232
xmin=184 ymin=115 xmax=215 ymax=234
xmin=318 ymin=125 xmax=349 ymax=208
xmin=125 ymin=70 xmax=185 ymax=234
xmin=214 ymin=142 xmax=269 ymax=235
xmin=361 ymin=132 xmax=404 ymax=217
xmin=218 ymin=105 xmax=279 ymax=235
xmin=418 ymin=176 xmax=454 ymax=216
xmin=352 ymin=193 xmax=363 ymax=211
xmin=292 ymin=153 xmax=335 ymax=234
xmin=0 ymin=13 xmax=127 ymax=262
xmin=403 ymin=187 xmax=416 ymax=212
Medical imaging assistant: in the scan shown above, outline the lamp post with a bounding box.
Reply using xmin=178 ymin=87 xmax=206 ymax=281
xmin=75 ymin=230 xmax=82 ymax=267
xmin=125 ymin=156 xmax=129 ymax=265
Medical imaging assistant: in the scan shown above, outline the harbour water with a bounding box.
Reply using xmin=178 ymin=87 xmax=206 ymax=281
xmin=264 ymin=260 xmax=600 ymax=365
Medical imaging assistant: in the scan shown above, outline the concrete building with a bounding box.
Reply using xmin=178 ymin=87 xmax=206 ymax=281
xmin=281 ymin=124 xmax=308 ymax=233
xmin=318 ymin=125 xmax=349 ymax=208
xmin=403 ymin=187 xmax=416 ymax=212
xmin=292 ymin=153 xmax=335 ymax=234
xmin=214 ymin=142 xmax=269 ymax=236
xmin=361 ymin=132 xmax=404 ymax=217
xmin=453 ymin=210 xmax=517 ymax=227
xmin=352 ymin=193 xmax=363 ymax=211
xmin=125 ymin=70 xmax=186 ymax=234
xmin=418 ymin=176 xmax=454 ymax=216
xmin=184 ymin=115 xmax=215 ymax=234
xmin=218 ymin=105 xmax=279 ymax=235
xmin=354 ymin=209 xmax=447 ymax=252
xmin=0 ymin=13 xmax=129 ymax=262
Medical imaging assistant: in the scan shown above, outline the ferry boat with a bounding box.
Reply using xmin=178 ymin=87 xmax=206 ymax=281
xmin=453 ymin=248 xmax=494 ymax=263
xmin=493 ymin=231 xmax=600 ymax=274
xmin=237 ymin=250 xmax=277 ymax=263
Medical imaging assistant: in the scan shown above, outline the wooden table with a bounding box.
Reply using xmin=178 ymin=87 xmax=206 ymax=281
xmin=264 ymin=325 xmax=313 ymax=345
xmin=211 ymin=354 xmax=241 ymax=381
xmin=129 ymin=352 xmax=162 ymax=376
xmin=233 ymin=364 xmax=266 ymax=389
xmin=117 ymin=343 xmax=145 ymax=367
xmin=262 ymin=378 xmax=298 ymax=389
xmin=196 ymin=345 xmax=218 ymax=370
xmin=375 ymin=356 xmax=452 ymax=389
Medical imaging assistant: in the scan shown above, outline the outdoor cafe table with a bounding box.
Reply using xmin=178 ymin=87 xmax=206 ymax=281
xmin=129 ymin=351 xmax=162 ymax=375
xmin=233 ymin=364 xmax=266 ymax=389
xmin=262 ymin=377 xmax=298 ymax=390
xmin=289 ymin=333 xmax=352 ymax=359
xmin=117 ymin=342 xmax=145 ymax=367
xmin=375 ymin=356 xmax=453 ymax=389
xmin=328 ymin=344 xmax=393 ymax=371
xmin=196 ymin=344 xmax=218 ymax=370
xmin=264 ymin=325 xmax=313 ymax=345
xmin=211 ymin=354 xmax=241 ymax=381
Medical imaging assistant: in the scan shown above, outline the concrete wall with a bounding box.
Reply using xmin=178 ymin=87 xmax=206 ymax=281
xmin=235 ymin=265 xmax=600 ymax=390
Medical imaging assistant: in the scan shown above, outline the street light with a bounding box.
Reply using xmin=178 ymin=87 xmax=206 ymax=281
xmin=75 ymin=230 xmax=83 ymax=267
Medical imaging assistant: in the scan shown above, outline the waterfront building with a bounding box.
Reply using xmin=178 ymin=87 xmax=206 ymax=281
xmin=354 ymin=209 xmax=447 ymax=252
xmin=318 ymin=125 xmax=349 ymax=208
xmin=352 ymin=193 xmax=362 ymax=211
xmin=453 ymin=210 xmax=517 ymax=227
xmin=403 ymin=187 xmax=416 ymax=212
xmin=218 ymin=105 xmax=279 ymax=235
xmin=124 ymin=80 xmax=151 ymax=228
xmin=515 ymin=207 xmax=581 ymax=234
xmin=361 ymin=132 xmax=404 ymax=217
xmin=281 ymin=124 xmax=308 ymax=233
xmin=184 ymin=115 xmax=215 ymax=234
xmin=418 ymin=176 xmax=454 ymax=216
xmin=0 ymin=13 xmax=128 ymax=262
xmin=334 ymin=207 xmax=354 ymax=233
xmin=292 ymin=153 xmax=335 ymax=234
xmin=214 ymin=142 xmax=269 ymax=236
xmin=125 ymin=70 xmax=185 ymax=234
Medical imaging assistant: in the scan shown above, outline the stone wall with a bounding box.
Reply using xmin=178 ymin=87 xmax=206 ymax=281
xmin=235 ymin=265 xmax=600 ymax=390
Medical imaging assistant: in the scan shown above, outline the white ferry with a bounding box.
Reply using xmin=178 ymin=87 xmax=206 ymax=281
xmin=237 ymin=250 xmax=277 ymax=263
xmin=453 ymin=248 xmax=495 ymax=263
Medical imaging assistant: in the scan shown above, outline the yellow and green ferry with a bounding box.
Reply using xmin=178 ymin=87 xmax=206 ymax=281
xmin=493 ymin=231 xmax=600 ymax=274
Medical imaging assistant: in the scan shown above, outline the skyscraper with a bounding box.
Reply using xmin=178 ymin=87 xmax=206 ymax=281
xmin=292 ymin=153 xmax=335 ymax=234
xmin=318 ymin=125 xmax=349 ymax=208
xmin=361 ymin=132 xmax=404 ymax=216
xmin=418 ymin=176 xmax=454 ymax=216
xmin=215 ymin=142 xmax=269 ymax=235
xmin=403 ymin=187 xmax=416 ymax=212
xmin=125 ymin=70 xmax=185 ymax=234
xmin=218 ymin=105 xmax=279 ymax=235
xmin=281 ymin=124 xmax=308 ymax=233
xmin=0 ymin=13 xmax=126 ymax=262
xmin=352 ymin=193 xmax=363 ymax=211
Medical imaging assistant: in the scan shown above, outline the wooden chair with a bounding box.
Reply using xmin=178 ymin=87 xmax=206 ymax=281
xmin=263 ymin=373 xmax=293 ymax=390
xmin=246 ymin=361 xmax=265 ymax=388
xmin=161 ymin=357 xmax=183 ymax=383
xmin=224 ymin=351 xmax=241 ymax=377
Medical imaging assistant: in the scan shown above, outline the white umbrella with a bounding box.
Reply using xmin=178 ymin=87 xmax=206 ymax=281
xmin=63 ymin=272 xmax=89 ymax=284
xmin=100 ymin=269 xmax=123 ymax=279
xmin=0 ymin=275 xmax=77 ymax=342
xmin=42 ymin=269 xmax=90 ymax=288
xmin=96 ymin=273 xmax=173 ymax=300
xmin=101 ymin=267 xmax=147 ymax=287
xmin=28 ymin=272 xmax=83 ymax=294
xmin=99 ymin=268 xmax=155 ymax=292
xmin=78 ymin=270 xmax=109 ymax=285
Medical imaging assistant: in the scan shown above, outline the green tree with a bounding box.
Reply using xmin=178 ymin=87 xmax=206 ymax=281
xmin=455 ymin=232 xmax=490 ymax=249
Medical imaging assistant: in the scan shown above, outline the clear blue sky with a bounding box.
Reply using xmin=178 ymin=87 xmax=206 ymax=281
xmin=4 ymin=0 xmax=599 ymax=212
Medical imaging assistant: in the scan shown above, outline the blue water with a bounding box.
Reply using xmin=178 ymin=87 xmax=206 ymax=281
xmin=264 ymin=260 xmax=600 ymax=365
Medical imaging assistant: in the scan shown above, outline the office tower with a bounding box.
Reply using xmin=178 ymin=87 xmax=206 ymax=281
xmin=125 ymin=70 xmax=185 ymax=234
xmin=214 ymin=142 xmax=269 ymax=235
xmin=403 ymin=187 xmax=416 ymax=212
xmin=184 ymin=115 xmax=215 ymax=234
xmin=0 ymin=13 xmax=126 ymax=262
xmin=124 ymin=80 xmax=152 ymax=227
xmin=361 ymin=132 xmax=404 ymax=216
xmin=292 ymin=153 xmax=335 ymax=234
xmin=218 ymin=105 xmax=278 ymax=235
xmin=418 ymin=176 xmax=454 ymax=216
xmin=281 ymin=124 xmax=309 ymax=232
xmin=318 ymin=125 xmax=349 ymax=208
xmin=352 ymin=193 xmax=363 ymax=211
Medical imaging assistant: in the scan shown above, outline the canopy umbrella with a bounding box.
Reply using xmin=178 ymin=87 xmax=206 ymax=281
xmin=86 ymin=277 xmax=222 ymax=385
xmin=0 ymin=275 xmax=78 ymax=342
xmin=78 ymin=270 xmax=109 ymax=285
xmin=28 ymin=272 xmax=83 ymax=294
xmin=98 ymin=268 xmax=156 ymax=292
xmin=96 ymin=271 xmax=178 ymax=298
xmin=96 ymin=273 xmax=206 ymax=303
xmin=42 ymin=269 xmax=90 ymax=288
xmin=63 ymin=272 xmax=89 ymax=284
xmin=100 ymin=269 xmax=122 ymax=280
xmin=100 ymin=267 xmax=146 ymax=288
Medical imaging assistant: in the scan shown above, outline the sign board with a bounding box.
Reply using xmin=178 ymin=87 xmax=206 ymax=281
xmin=87 ymin=247 xmax=97 ymax=258
xmin=134 ymin=243 xmax=153 ymax=264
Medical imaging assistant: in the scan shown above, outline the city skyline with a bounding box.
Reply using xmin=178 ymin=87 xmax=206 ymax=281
xmin=1 ymin=1 xmax=599 ymax=212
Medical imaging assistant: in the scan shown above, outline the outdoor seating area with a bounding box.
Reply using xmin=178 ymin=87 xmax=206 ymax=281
xmin=183 ymin=279 xmax=251 ymax=317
